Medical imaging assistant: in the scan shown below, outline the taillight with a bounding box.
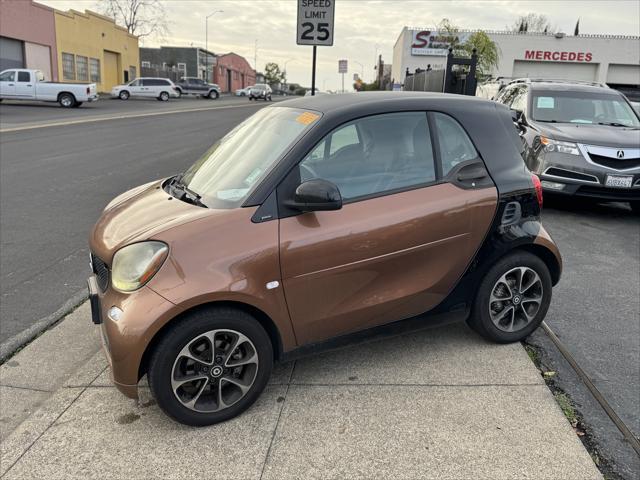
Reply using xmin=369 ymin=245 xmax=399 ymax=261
xmin=531 ymin=173 xmax=543 ymax=208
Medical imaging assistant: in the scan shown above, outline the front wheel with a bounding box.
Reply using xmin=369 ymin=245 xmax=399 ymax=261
xmin=467 ymin=251 xmax=552 ymax=343
xmin=208 ymin=90 xmax=219 ymax=99
xmin=159 ymin=91 xmax=170 ymax=101
xmin=119 ymin=90 xmax=130 ymax=100
xmin=148 ymin=307 xmax=273 ymax=426
xmin=59 ymin=93 xmax=76 ymax=108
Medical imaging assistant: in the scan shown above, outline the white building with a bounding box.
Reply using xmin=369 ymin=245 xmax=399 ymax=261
xmin=392 ymin=27 xmax=640 ymax=91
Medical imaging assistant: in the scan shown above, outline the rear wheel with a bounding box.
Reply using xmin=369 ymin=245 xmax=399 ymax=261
xmin=148 ymin=307 xmax=273 ymax=426
xmin=73 ymin=102 xmax=83 ymax=108
xmin=467 ymin=251 xmax=552 ymax=343
xmin=58 ymin=93 xmax=76 ymax=108
xmin=119 ymin=90 xmax=130 ymax=100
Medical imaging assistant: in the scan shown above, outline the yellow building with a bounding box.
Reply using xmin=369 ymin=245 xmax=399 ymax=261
xmin=53 ymin=9 xmax=139 ymax=92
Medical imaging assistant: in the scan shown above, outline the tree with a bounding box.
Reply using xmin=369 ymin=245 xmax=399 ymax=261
xmin=98 ymin=0 xmax=169 ymax=41
xmin=264 ymin=62 xmax=285 ymax=86
xmin=434 ymin=18 xmax=500 ymax=77
xmin=461 ymin=31 xmax=500 ymax=77
xmin=510 ymin=13 xmax=554 ymax=33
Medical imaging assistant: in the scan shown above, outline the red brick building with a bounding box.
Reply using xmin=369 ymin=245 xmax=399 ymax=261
xmin=213 ymin=53 xmax=256 ymax=93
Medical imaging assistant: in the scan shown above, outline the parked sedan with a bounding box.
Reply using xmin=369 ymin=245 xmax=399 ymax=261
xmin=235 ymin=86 xmax=252 ymax=96
xmin=88 ymin=92 xmax=561 ymax=426
xmin=496 ymin=79 xmax=640 ymax=213
xmin=111 ymin=78 xmax=179 ymax=101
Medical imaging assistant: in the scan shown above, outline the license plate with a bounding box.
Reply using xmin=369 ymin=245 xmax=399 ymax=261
xmin=605 ymin=174 xmax=633 ymax=188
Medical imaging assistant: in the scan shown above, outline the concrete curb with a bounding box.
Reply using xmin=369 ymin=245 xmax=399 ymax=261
xmin=0 ymin=289 xmax=87 ymax=363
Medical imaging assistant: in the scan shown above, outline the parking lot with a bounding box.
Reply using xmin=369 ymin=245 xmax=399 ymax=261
xmin=0 ymin=97 xmax=638 ymax=478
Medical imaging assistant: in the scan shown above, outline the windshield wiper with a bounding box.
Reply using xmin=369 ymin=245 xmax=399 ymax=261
xmin=597 ymin=122 xmax=632 ymax=128
xmin=535 ymin=119 xmax=559 ymax=123
xmin=168 ymin=174 xmax=208 ymax=208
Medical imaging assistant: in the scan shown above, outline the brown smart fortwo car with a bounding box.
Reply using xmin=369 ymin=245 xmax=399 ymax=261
xmin=88 ymin=92 xmax=561 ymax=426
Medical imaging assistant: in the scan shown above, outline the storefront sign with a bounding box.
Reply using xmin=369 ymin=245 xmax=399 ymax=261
xmin=524 ymin=50 xmax=593 ymax=62
xmin=411 ymin=30 xmax=470 ymax=56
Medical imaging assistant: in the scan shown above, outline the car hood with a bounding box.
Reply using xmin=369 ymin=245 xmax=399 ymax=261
xmin=533 ymin=122 xmax=640 ymax=147
xmin=89 ymin=180 xmax=222 ymax=263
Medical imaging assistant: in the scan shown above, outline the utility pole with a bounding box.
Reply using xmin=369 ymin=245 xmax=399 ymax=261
xmin=254 ymin=40 xmax=258 ymax=73
xmin=205 ymin=10 xmax=223 ymax=82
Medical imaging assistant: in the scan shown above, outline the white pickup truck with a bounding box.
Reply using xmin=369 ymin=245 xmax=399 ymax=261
xmin=0 ymin=68 xmax=98 ymax=107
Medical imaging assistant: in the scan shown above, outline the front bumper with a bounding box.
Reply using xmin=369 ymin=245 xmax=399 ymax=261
xmin=88 ymin=274 xmax=177 ymax=399
xmin=536 ymin=149 xmax=640 ymax=202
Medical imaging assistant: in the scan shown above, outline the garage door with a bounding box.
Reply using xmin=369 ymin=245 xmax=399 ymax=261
xmin=103 ymin=50 xmax=120 ymax=90
xmin=607 ymin=64 xmax=640 ymax=86
xmin=0 ymin=36 xmax=24 ymax=71
xmin=25 ymin=42 xmax=51 ymax=80
xmin=512 ymin=60 xmax=598 ymax=82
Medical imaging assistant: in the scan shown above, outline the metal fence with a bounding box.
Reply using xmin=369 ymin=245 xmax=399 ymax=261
xmin=403 ymin=69 xmax=445 ymax=92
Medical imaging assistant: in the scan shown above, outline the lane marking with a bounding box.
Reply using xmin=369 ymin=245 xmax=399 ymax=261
xmin=0 ymin=102 xmax=265 ymax=133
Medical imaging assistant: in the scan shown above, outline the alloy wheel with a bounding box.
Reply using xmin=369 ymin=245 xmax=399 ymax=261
xmin=170 ymin=329 xmax=258 ymax=413
xmin=489 ymin=267 xmax=543 ymax=332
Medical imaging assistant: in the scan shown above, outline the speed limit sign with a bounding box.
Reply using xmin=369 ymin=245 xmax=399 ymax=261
xmin=297 ymin=0 xmax=335 ymax=46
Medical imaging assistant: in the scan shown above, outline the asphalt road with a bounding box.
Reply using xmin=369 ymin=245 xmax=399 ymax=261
xmin=531 ymin=200 xmax=640 ymax=479
xmin=0 ymin=97 xmax=274 ymax=345
xmin=1 ymin=96 xmax=638 ymax=476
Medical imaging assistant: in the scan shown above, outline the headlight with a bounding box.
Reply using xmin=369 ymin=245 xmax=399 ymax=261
xmin=111 ymin=241 xmax=168 ymax=292
xmin=540 ymin=136 xmax=580 ymax=155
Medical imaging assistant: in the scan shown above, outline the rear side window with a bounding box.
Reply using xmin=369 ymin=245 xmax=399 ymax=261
xmin=433 ymin=113 xmax=479 ymax=176
xmin=0 ymin=71 xmax=15 ymax=82
xmin=299 ymin=112 xmax=436 ymax=201
xmin=17 ymin=71 xmax=30 ymax=82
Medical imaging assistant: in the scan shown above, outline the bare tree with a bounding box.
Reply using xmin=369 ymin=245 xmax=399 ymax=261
xmin=98 ymin=0 xmax=169 ymax=41
xmin=510 ymin=13 xmax=555 ymax=33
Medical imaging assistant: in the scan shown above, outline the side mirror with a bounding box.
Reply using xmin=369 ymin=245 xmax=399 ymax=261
xmin=287 ymin=179 xmax=342 ymax=212
xmin=511 ymin=109 xmax=524 ymax=123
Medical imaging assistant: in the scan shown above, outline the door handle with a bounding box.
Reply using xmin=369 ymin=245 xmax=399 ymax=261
xmin=27 ymin=84 xmax=32 ymax=87
xmin=457 ymin=170 xmax=488 ymax=182
xmin=8 ymin=83 xmax=14 ymax=86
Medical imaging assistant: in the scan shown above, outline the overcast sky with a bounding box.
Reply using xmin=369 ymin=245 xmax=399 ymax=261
xmin=40 ymin=0 xmax=640 ymax=91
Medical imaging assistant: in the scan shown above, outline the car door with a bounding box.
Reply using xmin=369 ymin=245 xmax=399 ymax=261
xmin=128 ymin=79 xmax=144 ymax=97
xmin=15 ymin=71 xmax=34 ymax=98
xmin=0 ymin=70 xmax=16 ymax=97
xmin=278 ymin=111 xmax=498 ymax=345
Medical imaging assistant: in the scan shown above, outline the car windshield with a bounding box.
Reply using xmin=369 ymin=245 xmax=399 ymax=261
xmin=181 ymin=107 xmax=321 ymax=208
xmin=531 ymin=90 xmax=640 ymax=127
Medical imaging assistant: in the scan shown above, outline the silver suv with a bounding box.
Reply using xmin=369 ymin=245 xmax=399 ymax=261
xmin=249 ymin=84 xmax=272 ymax=101
xmin=496 ymin=79 xmax=640 ymax=213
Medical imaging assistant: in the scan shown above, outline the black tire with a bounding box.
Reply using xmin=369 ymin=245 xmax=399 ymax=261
xmin=73 ymin=102 xmax=83 ymax=108
xmin=159 ymin=91 xmax=170 ymax=102
xmin=175 ymin=89 xmax=182 ymax=98
xmin=249 ymin=96 xmax=253 ymax=101
xmin=630 ymin=201 xmax=640 ymax=215
xmin=467 ymin=251 xmax=552 ymax=343
xmin=208 ymin=90 xmax=219 ymax=100
xmin=148 ymin=307 xmax=273 ymax=426
xmin=58 ymin=92 xmax=76 ymax=108
xmin=119 ymin=90 xmax=130 ymax=100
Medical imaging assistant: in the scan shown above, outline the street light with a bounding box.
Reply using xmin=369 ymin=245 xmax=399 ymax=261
xmin=283 ymin=59 xmax=295 ymax=90
xmin=352 ymin=60 xmax=364 ymax=79
xmin=205 ymin=10 xmax=223 ymax=82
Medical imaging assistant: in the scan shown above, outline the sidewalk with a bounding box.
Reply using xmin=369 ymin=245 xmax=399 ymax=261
xmin=0 ymin=303 xmax=601 ymax=479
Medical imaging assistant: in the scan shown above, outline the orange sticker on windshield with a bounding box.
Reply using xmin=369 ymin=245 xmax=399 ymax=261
xmin=296 ymin=112 xmax=320 ymax=125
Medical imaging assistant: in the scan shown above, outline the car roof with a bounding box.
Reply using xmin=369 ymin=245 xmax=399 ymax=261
xmin=279 ymin=91 xmax=492 ymax=114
